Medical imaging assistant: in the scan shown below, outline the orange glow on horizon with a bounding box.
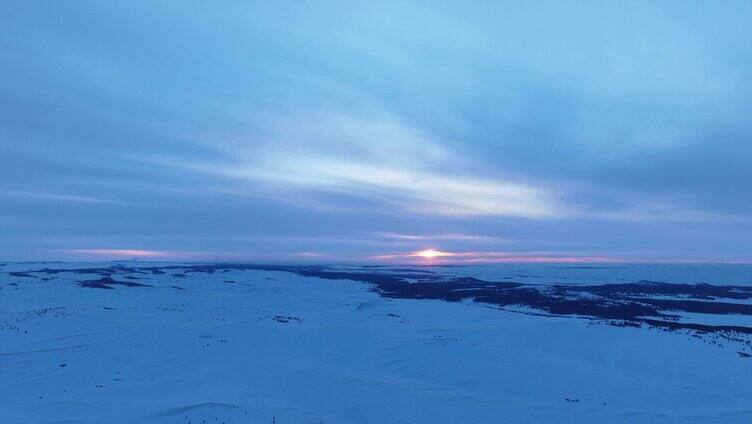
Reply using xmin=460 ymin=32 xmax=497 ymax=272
xmin=66 ymin=249 xmax=167 ymax=258
xmin=411 ymin=249 xmax=454 ymax=259
xmin=371 ymin=249 xmax=624 ymax=264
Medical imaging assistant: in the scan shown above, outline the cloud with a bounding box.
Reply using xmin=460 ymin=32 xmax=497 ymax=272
xmin=0 ymin=190 xmax=118 ymax=205
xmin=374 ymin=232 xmax=505 ymax=242
xmin=63 ymin=249 xmax=168 ymax=258
xmin=165 ymin=112 xmax=568 ymax=219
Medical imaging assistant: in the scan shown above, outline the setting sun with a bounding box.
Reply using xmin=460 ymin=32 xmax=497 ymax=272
xmin=412 ymin=249 xmax=453 ymax=259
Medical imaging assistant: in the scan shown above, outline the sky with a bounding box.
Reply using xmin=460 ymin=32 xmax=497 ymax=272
xmin=2 ymin=1 xmax=752 ymax=263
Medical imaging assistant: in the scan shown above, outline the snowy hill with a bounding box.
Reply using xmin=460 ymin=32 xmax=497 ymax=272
xmin=2 ymin=262 xmax=752 ymax=423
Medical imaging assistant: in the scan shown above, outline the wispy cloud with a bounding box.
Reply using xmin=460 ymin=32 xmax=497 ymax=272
xmin=374 ymin=232 xmax=506 ymax=242
xmin=0 ymin=190 xmax=118 ymax=205
xmin=163 ymin=112 xmax=568 ymax=219
xmin=63 ymin=249 xmax=168 ymax=258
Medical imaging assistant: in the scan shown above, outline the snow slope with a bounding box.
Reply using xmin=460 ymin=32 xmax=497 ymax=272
xmin=1 ymin=262 xmax=751 ymax=423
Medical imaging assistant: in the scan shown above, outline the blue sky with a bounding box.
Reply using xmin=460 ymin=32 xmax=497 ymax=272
xmin=2 ymin=1 xmax=751 ymax=263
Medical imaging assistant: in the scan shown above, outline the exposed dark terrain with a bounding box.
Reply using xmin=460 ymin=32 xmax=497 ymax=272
xmin=7 ymin=263 xmax=752 ymax=343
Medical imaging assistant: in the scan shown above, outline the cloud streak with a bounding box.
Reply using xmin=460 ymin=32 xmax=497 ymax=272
xmin=166 ymin=112 xmax=567 ymax=218
xmin=63 ymin=249 xmax=168 ymax=258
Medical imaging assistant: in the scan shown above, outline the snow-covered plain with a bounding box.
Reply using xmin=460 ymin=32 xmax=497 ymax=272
xmin=1 ymin=262 xmax=752 ymax=423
